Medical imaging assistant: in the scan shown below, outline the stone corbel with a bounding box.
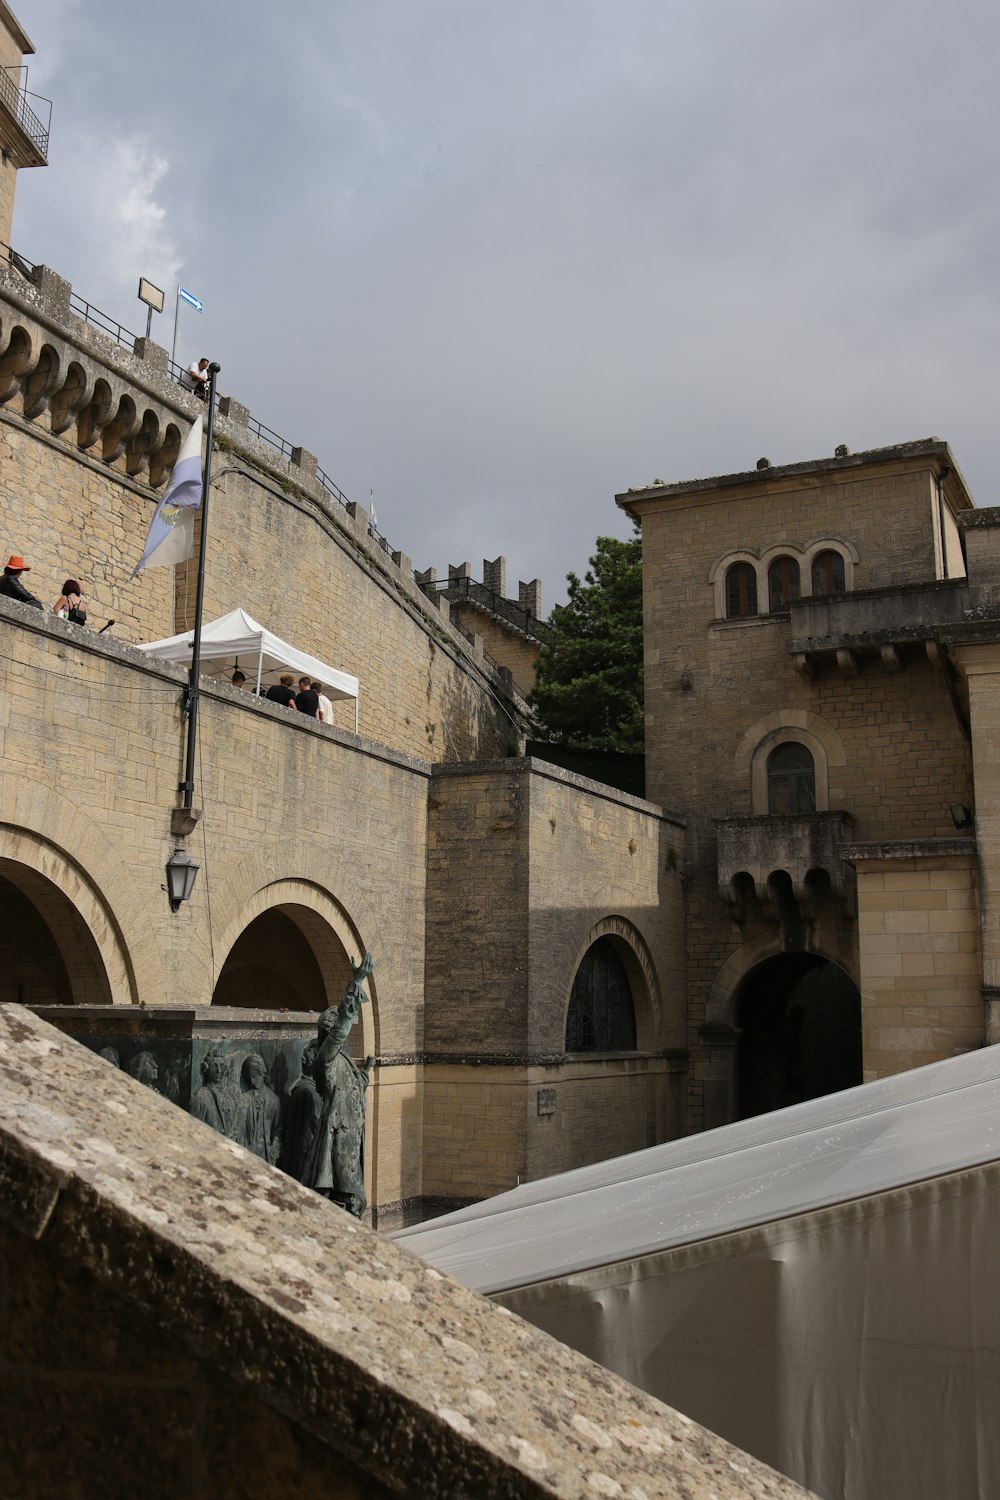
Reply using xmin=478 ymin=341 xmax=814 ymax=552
xmin=0 ymin=321 xmax=38 ymax=403
xmin=101 ymin=393 xmax=143 ymax=463
xmin=76 ymin=380 xmax=114 ymax=451
xmin=880 ymin=644 xmax=901 ymax=673
xmin=836 ymin=648 xmax=858 ymax=677
xmin=21 ymin=340 xmax=64 ymax=419
xmin=125 ymin=410 xmax=161 ymax=477
xmin=49 ymin=362 xmax=96 ymax=435
xmin=792 ymin=652 xmax=815 ymax=680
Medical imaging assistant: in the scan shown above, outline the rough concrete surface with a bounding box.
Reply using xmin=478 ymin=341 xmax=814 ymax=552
xmin=0 ymin=1006 xmax=815 ymax=1499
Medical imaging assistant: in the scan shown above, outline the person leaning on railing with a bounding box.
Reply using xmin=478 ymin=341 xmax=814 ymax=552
xmin=52 ymin=578 xmax=87 ymax=625
xmin=0 ymin=554 xmax=43 ymax=610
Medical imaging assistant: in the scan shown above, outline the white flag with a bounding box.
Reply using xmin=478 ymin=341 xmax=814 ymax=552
xmin=132 ymin=417 xmax=204 ymax=576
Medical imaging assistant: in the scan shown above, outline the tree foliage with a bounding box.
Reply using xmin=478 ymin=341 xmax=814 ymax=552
xmin=530 ymin=529 xmax=643 ymax=752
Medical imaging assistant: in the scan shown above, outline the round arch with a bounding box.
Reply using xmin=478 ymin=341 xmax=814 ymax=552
xmin=563 ymin=915 xmax=661 ymax=1054
xmin=734 ymin=952 xmax=862 ymax=1117
xmin=212 ymin=877 xmax=378 ymax=1058
xmin=0 ymin=827 xmax=136 ymax=1006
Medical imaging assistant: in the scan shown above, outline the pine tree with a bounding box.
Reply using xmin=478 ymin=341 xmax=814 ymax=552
xmin=530 ymin=529 xmax=643 ymax=752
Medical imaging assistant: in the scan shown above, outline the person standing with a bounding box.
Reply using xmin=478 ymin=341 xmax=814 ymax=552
xmin=52 ymin=578 xmax=87 ymax=625
xmin=295 ymin=676 xmax=319 ymax=718
xmin=314 ymin=682 xmax=333 ymax=725
xmin=180 ymin=357 xmax=211 ymax=400
xmin=265 ymin=673 xmax=298 ymax=709
xmin=0 ymin=554 xmax=43 ymax=609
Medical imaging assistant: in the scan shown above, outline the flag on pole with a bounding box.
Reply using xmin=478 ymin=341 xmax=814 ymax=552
xmin=370 ymin=489 xmax=378 ymax=531
xmin=178 ymin=287 xmax=204 ymax=312
xmin=132 ymin=416 xmax=204 ymax=576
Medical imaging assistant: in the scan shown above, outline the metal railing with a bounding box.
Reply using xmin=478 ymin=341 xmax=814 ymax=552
xmin=0 ymin=67 xmax=50 ymax=159
xmin=69 ymin=292 xmax=142 ymax=351
xmin=0 ymin=239 xmax=35 ymax=280
xmin=422 ymin=574 xmax=549 ymax=639
xmin=0 ymin=238 xmax=430 ymax=588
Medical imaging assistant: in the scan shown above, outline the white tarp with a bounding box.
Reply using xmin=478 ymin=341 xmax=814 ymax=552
xmin=138 ymin=608 xmax=359 ymax=725
xmin=395 ymin=1049 xmax=1000 ymax=1500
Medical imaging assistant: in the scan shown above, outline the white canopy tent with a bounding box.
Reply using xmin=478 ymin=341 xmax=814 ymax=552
xmin=395 ymin=1048 xmax=1000 ymax=1500
xmin=138 ymin=608 xmax=360 ymax=732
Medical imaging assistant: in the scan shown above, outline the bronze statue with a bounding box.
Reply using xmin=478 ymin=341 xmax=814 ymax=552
xmin=126 ymin=1050 xmax=159 ymax=1089
xmin=237 ymin=1053 xmax=282 ymax=1165
xmin=280 ymin=1039 xmax=322 ymax=1182
xmin=189 ymin=1046 xmax=241 ymax=1138
xmin=301 ymin=954 xmax=375 ymax=1217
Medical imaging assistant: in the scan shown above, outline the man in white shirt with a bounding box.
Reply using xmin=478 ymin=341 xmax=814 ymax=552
xmin=314 ymin=682 xmax=333 ymax=724
xmin=180 ymin=357 xmax=210 ymax=400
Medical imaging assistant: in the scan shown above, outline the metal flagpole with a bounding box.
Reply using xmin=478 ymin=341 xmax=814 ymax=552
xmin=170 ymin=284 xmax=180 ymax=367
xmin=180 ymin=362 xmax=221 ymax=811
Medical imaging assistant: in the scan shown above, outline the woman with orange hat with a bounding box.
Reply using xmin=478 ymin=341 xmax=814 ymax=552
xmin=0 ymin=554 xmax=43 ymax=610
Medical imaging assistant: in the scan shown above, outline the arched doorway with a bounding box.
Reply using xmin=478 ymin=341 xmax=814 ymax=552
xmin=212 ymin=903 xmax=354 ymax=1013
xmin=0 ymin=862 xmax=113 ymax=1006
xmin=735 ymin=953 xmax=861 ymax=1118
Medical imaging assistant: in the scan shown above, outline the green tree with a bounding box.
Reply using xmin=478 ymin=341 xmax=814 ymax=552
xmin=530 ymin=529 xmax=643 ymax=752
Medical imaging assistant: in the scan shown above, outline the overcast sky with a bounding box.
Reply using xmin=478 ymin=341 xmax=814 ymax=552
xmin=13 ymin=0 xmax=1000 ymax=609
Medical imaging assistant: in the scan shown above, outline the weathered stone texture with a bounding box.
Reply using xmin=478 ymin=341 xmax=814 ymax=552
xmin=0 ymin=1006 xmax=815 ymax=1500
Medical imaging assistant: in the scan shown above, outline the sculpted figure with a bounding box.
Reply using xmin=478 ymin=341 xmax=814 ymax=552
xmin=302 ymin=953 xmax=374 ymax=1217
xmin=98 ymin=1046 xmax=120 ymax=1068
xmin=189 ymin=1046 xmax=241 ymax=1138
xmin=127 ymin=1050 xmax=159 ymax=1089
xmin=280 ymin=1039 xmax=322 ymax=1182
xmin=237 ymin=1053 xmax=282 ymax=1165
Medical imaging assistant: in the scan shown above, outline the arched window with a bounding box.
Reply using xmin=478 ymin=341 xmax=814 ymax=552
xmin=726 ymin=562 xmax=758 ymax=619
xmin=566 ymin=938 xmax=637 ymax=1053
xmin=811 ymin=549 xmax=845 ymax=596
xmin=767 ymin=742 xmax=816 ymax=815
xmin=768 ymin=556 xmax=800 ymax=611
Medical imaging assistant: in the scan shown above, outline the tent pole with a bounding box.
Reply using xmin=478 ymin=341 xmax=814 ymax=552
xmin=180 ymin=362 xmax=221 ymax=811
xmin=355 ymin=698 xmax=358 ymax=735
xmin=255 ymin=642 xmax=263 ymax=696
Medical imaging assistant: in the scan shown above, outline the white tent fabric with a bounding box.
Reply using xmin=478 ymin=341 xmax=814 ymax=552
xmin=395 ymin=1050 xmax=1000 ymax=1500
xmin=138 ymin=608 xmax=359 ymax=730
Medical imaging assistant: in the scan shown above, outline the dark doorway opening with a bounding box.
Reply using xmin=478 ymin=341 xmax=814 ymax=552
xmin=735 ymin=953 xmax=861 ymax=1118
xmin=213 ymin=907 xmax=336 ymax=1011
xmin=0 ymin=865 xmax=113 ymax=1006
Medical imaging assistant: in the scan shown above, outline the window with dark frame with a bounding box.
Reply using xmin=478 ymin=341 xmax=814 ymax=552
xmin=565 ymin=938 xmax=637 ymax=1053
xmin=811 ymin=549 xmax=846 ymax=596
xmin=768 ymin=556 xmax=801 ymax=611
xmin=725 ymin=562 xmax=758 ymax=619
xmin=766 ymin=742 xmax=817 ymax=815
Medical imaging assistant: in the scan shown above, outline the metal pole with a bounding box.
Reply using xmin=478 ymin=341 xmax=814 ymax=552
xmin=180 ymin=363 xmax=221 ymax=810
xmin=145 ymin=303 xmax=153 ymax=340
xmin=170 ymin=284 xmax=180 ymax=368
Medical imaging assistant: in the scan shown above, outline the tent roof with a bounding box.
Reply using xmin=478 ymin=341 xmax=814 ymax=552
xmin=137 ymin=607 xmax=359 ymax=702
xmin=394 ymin=1046 xmax=1000 ymax=1294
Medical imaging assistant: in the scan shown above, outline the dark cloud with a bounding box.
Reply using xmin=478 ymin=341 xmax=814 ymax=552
xmin=13 ymin=0 xmax=1000 ymax=604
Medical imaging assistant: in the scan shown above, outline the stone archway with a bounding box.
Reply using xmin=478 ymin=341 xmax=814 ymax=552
xmin=734 ymin=953 xmax=862 ymax=1118
xmin=211 ymin=879 xmax=378 ymax=1060
xmin=563 ymin=914 xmax=661 ymax=1054
xmin=0 ymin=858 xmax=114 ymax=1007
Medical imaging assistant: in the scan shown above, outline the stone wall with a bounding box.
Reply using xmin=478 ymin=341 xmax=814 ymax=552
xmin=0 ymin=261 xmax=530 ymax=764
xmin=423 ymin=759 xmax=685 ymax=1201
xmin=0 ymin=1006 xmax=812 ymax=1500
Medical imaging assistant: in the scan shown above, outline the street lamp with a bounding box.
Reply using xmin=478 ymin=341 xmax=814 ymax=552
xmin=165 ymin=845 xmax=199 ymax=912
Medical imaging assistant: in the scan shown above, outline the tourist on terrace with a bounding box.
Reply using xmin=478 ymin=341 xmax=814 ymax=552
xmin=314 ymin=682 xmax=333 ymax=724
xmin=0 ymin=554 xmax=43 ymax=610
xmin=295 ymin=676 xmax=319 ymax=718
xmin=265 ymin=673 xmax=298 ymax=709
xmin=52 ymin=578 xmax=87 ymax=625
xmin=231 ymin=669 xmax=247 ymax=690
xmin=180 ymin=356 xmax=210 ymax=400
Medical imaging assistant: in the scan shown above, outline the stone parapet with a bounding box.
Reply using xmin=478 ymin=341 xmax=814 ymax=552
xmin=0 ymin=1005 xmax=813 ymax=1500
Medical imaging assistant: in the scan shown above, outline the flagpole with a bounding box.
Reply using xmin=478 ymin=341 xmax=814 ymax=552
xmin=180 ymin=362 xmax=221 ymax=811
xmin=170 ymin=284 xmax=180 ymax=368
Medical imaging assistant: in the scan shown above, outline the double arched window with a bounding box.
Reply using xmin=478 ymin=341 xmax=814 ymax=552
xmin=713 ymin=542 xmax=854 ymax=620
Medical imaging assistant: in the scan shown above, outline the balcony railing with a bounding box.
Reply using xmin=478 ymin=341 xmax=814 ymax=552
xmin=0 ymin=67 xmax=50 ymax=161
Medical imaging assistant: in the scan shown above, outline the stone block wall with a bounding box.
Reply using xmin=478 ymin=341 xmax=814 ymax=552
xmin=850 ymin=848 xmax=982 ymax=1078
xmin=423 ymin=759 xmax=686 ymax=1201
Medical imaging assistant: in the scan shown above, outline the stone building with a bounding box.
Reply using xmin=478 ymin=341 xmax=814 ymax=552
xmin=619 ymin=441 xmax=1000 ymax=1131
xmin=0 ymin=238 xmax=684 ymax=1223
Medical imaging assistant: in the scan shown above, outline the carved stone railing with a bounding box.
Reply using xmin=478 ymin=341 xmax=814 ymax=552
xmin=717 ymin=811 xmax=857 ymax=913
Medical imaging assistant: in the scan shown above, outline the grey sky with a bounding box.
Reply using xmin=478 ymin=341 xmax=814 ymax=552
xmin=13 ymin=0 xmax=1000 ymax=608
